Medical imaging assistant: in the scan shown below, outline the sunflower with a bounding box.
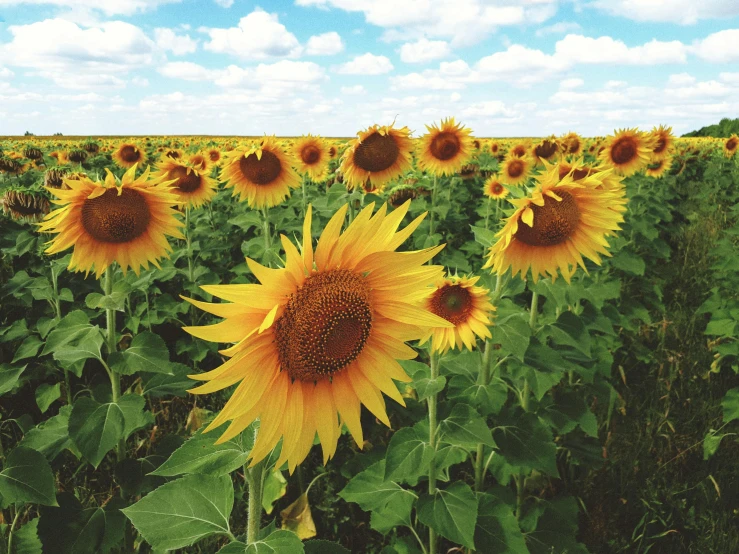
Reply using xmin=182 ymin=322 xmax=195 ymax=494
xmin=2 ymin=189 xmax=50 ymax=222
xmin=183 ymin=202 xmax=452 ymax=473
xmin=509 ymin=143 xmax=529 ymax=158
xmin=188 ymin=152 xmax=211 ymax=173
xmin=420 ymin=274 xmax=494 ymax=353
xmin=38 ymin=165 xmax=184 ymax=278
xmin=387 ymin=184 xmax=421 ymax=207
xmin=340 ymin=123 xmax=413 ymax=191
xmin=416 ymin=117 xmax=474 ymax=177
xmin=483 ymin=175 xmax=509 ymax=200
xmin=645 ymin=155 xmax=673 ymax=178
xmin=112 ymin=142 xmax=147 ymax=169
xmin=724 ymin=134 xmax=738 ymax=158
xmin=207 ymin=148 xmax=222 ymax=165
xmin=490 ymin=141 xmax=500 ymax=155
xmin=220 ymin=136 xmax=301 ymax=208
xmin=499 ymin=156 xmax=531 ymax=186
xmin=483 ymin=164 xmax=626 ymax=283
xmin=531 ymin=136 xmax=560 ymax=165
xmin=559 ymin=132 xmax=583 ymax=156
xmin=599 ymin=129 xmax=654 ymax=176
xmin=152 ymin=157 xmax=218 ymax=208
xmin=649 ymin=125 xmax=674 ymax=161
xmin=293 ymin=135 xmax=331 ymax=182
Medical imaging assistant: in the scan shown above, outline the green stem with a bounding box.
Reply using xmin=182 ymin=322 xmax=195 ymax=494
xmin=484 ymin=197 xmax=491 ymax=230
xmin=427 ymin=350 xmax=440 ymax=554
xmin=185 ymin=205 xmax=194 ymax=283
xmin=246 ymin=461 xmax=265 ymax=544
xmin=428 ymin=174 xmax=438 ymax=237
xmin=301 ymin=174 xmax=308 ymax=217
xmin=7 ymin=506 xmax=22 ymax=554
xmin=104 ymin=267 xmax=124 ymax=462
xmin=261 ymin=207 xmax=271 ymax=252
xmin=474 ymin=342 xmax=493 ymax=492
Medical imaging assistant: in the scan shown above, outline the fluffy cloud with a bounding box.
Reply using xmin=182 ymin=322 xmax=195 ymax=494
xmin=305 ymin=32 xmax=345 ymax=55
xmin=535 ymin=21 xmax=581 ymax=37
xmin=212 ymin=0 xmax=233 ymax=6
xmin=399 ymin=38 xmax=451 ymax=63
xmin=691 ymin=29 xmax=739 ymax=63
xmin=554 ymin=35 xmax=688 ymax=65
xmin=159 ymin=60 xmax=326 ymax=90
xmin=154 ymin=28 xmax=198 ymax=55
xmin=340 ymin=85 xmax=366 ymax=94
xmin=560 ymin=78 xmax=584 ymax=89
xmin=334 ymin=53 xmax=394 ymax=75
xmin=590 ymin=0 xmax=739 ymax=24
xmin=0 ymin=0 xmax=181 ymax=15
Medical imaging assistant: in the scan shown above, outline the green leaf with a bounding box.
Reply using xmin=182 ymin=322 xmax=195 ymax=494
xmin=246 ymin=529 xmax=304 ymax=554
xmin=531 ymin=279 xmax=567 ymax=308
xmin=439 ymin=403 xmax=495 ymax=449
xmin=417 ymin=481 xmax=478 ymax=549
xmin=18 ymin=406 xmax=73 ymax=461
xmin=304 ymin=539 xmax=351 ymax=554
xmin=13 ymin=518 xmax=43 ymax=554
xmin=151 ymin=424 xmax=255 ymax=477
xmin=493 ymin=412 xmax=559 ymax=477
xmin=441 ymin=350 xmax=481 ymax=380
xmin=705 ymin=318 xmax=736 ymax=337
xmin=474 ymin=493 xmax=528 ymax=554
xmin=109 ymin=331 xmax=173 ymax=375
xmin=470 ymin=225 xmax=497 ymax=248
xmin=610 ymin=250 xmax=645 ymax=276
xmin=722 ymin=387 xmax=739 ymax=423
xmin=69 ymin=397 xmax=126 ymax=468
xmin=370 ymin=493 xmax=415 ymax=535
xmin=384 ymin=427 xmax=434 ymax=486
xmin=703 ymin=429 xmax=726 ymax=460
xmin=122 ymin=474 xmax=234 ymax=551
xmin=447 ymin=374 xmax=507 ymax=416
xmin=527 ymin=497 xmax=588 ymax=554
xmin=407 ymin=363 xmax=445 ymax=402
xmin=491 ymin=314 xmax=531 ymax=362
xmin=0 ymin=363 xmax=26 ymax=396
xmin=84 ymin=291 xmax=127 ymax=311
xmin=218 ymin=541 xmax=248 ymax=554
xmin=141 ymin=362 xmax=193 ymax=397
xmin=117 ymin=394 xmax=154 ymax=439
xmin=52 ymin=327 xmax=104 ymax=365
xmin=546 ymin=311 xmax=591 ymax=357
xmin=13 ymin=335 xmax=43 ymax=363
xmin=0 ymin=447 xmax=57 ymax=506
xmin=35 ymin=382 xmax=61 ymax=413
xmin=40 ymin=311 xmax=92 ymax=355
xmin=339 ymin=461 xmax=415 ymax=512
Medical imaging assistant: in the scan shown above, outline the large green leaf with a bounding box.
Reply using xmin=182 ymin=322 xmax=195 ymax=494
xmin=151 ymin=424 xmax=255 ymax=477
xmin=0 ymin=363 xmax=26 ymax=396
xmin=526 ymin=497 xmax=588 ymax=554
xmin=438 ymin=403 xmax=495 ymax=449
xmin=447 ymin=373 xmax=507 ymax=416
xmin=339 ymin=461 xmax=415 ymax=512
xmin=0 ymin=446 xmax=57 ymax=506
xmin=417 ymin=481 xmax=478 ymax=549
xmin=491 ymin=314 xmax=531 ymax=362
xmin=546 ymin=311 xmax=591 ymax=357
xmin=12 ymin=335 xmax=43 ymax=363
xmin=68 ymin=397 xmax=126 ymax=468
xmin=52 ymin=327 xmax=104 ymax=366
xmin=18 ymin=405 xmax=73 ymax=461
xmin=122 ymin=474 xmax=234 ymax=551
xmin=384 ymin=426 xmax=434 ymax=486
xmin=407 ymin=364 xmax=446 ymax=402
xmin=109 ymin=331 xmax=173 ymax=375
xmin=304 ymin=539 xmax=351 ymax=554
xmin=493 ymin=412 xmax=559 ymax=477
xmin=370 ymin=493 xmax=415 ymax=535
xmin=245 ymin=529 xmax=304 ymax=554
xmin=13 ymin=518 xmax=43 ymax=554
xmin=141 ymin=362 xmax=193 ymax=397
xmin=117 ymin=394 xmax=154 ymax=439
xmin=35 ymin=382 xmax=61 ymax=414
xmin=474 ymin=493 xmax=528 ymax=554
xmin=40 ymin=310 xmax=93 ymax=355
xmin=722 ymin=387 xmax=739 ymax=423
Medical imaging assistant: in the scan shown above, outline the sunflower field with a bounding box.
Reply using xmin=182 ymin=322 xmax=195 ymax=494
xmin=1 ymin=124 xmax=738 ymax=554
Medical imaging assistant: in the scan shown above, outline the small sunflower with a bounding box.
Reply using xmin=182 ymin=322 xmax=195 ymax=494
xmin=112 ymin=143 xmax=147 ymax=169
xmin=484 ymin=165 xmax=626 ymax=283
xmin=531 ymin=137 xmax=560 ymax=165
xmin=509 ymin=143 xmax=529 ymax=159
xmin=188 ymin=152 xmax=211 ymax=173
xmin=340 ymin=124 xmax=413 ymax=191
xmin=38 ymin=165 xmax=184 ymax=278
xmin=2 ymin=189 xmax=50 ymax=222
xmin=184 ymin=202 xmax=452 ymax=473
xmin=483 ymin=175 xmax=509 ymax=200
xmin=499 ymin=156 xmax=532 ymax=186
xmin=220 ymin=136 xmax=301 ymax=208
xmin=724 ymin=134 xmax=738 ymax=158
xmin=420 ymin=274 xmax=494 ymax=353
xmin=645 ymin=155 xmax=673 ymax=178
xmin=559 ymin=132 xmax=583 ymax=156
xmin=599 ymin=129 xmax=653 ymax=176
xmin=152 ymin=158 xmax=218 ymax=208
xmin=416 ymin=117 xmax=474 ymax=177
xmin=207 ymin=148 xmax=222 ymax=165
xmin=649 ymin=125 xmax=675 ymax=161
xmin=293 ymin=135 xmax=331 ymax=182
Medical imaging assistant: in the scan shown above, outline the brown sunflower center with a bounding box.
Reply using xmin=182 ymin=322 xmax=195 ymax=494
xmin=353 ymin=132 xmax=399 ymax=173
xmin=490 ymin=183 xmax=504 ymax=195
xmin=512 ymin=145 xmax=526 ymax=157
xmin=430 ymin=284 xmax=472 ymax=325
xmin=239 ymin=150 xmax=282 ymax=185
xmin=169 ymin=166 xmax=202 ymax=193
xmin=653 ymin=137 xmax=667 ymax=154
xmin=567 ymin=139 xmax=580 ymax=154
xmin=610 ymin=137 xmax=637 ymax=165
xmin=535 ymin=140 xmax=557 ymax=159
xmin=190 ymin=155 xmax=207 ymax=171
xmin=328 ymin=146 xmax=337 ymax=158
xmin=119 ymin=145 xmax=141 ymax=163
xmin=727 ymin=138 xmax=738 ymax=151
xmin=81 ymin=188 xmax=151 ymax=244
xmin=507 ymin=160 xmax=525 ymax=178
xmin=514 ymin=190 xmax=580 ymax=247
xmin=209 ymin=150 xmax=221 ymax=162
xmin=430 ymin=132 xmax=461 ymax=161
xmin=300 ymin=144 xmax=322 ymax=165
xmin=275 ymin=269 xmax=373 ymax=382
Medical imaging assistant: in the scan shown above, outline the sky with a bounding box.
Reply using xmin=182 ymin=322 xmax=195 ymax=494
xmin=0 ymin=0 xmax=738 ymax=137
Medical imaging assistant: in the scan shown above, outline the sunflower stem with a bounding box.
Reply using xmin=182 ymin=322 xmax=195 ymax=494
xmin=301 ymin=174 xmax=308 ymax=218
xmin=484 ymin=197 xmax=491 ymax=230
xmin=7 ymin=505 xmax=23 ymax=554
xmin=428 ymin=174 xmax=438 ymax=238
xmin=185 ymin=205 xmax=194 ymax=284
xmin=427 ymin=349 xmax=440 ymax=554
xmin=474 ymin=341 xmax=493 ymax=492
xmin=104 ymin=266 xmax=125 ymax=463
xmin=246 ymin=460 xmax=265 ymax=545
xmin=261 ymin=206 xmax=272 ymax=253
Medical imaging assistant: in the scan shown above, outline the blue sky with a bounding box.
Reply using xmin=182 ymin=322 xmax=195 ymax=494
xmin=0 ymin=0 xmax=737 ymax=136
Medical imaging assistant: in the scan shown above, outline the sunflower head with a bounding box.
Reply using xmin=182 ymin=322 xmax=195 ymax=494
xmin=416 ymin=117 xmax=474 ymax=177
xmin=340 ymin=124 xmax=413 ymax=191
xmin=645 ymin=155 xmax=673 ymax=178
xmin=293 ymin=135 xmax=330 ymax=182
xmin=2 ymin=188 xmax=51 ymax=222
xmin=649 ymin=125 xmax=675 ymax=161
xmin=499 ymin=156 xmax=531 ymax=186
xmin=483 ymin=175 xmax=509 ymax=200
xmin=509 ymin=143 xmax=529 ymax=158
xmin=113 ymin=143 xmax=147 ymax=169
xmin=153 ymin=157 xmax=218 ymax=208
xmin=532 ymin=137 xmax=560 ymax=165
xmin=207 ymin=148 xmax=222 ymax=165
xmin=724 ymin=134 xmax=738 ymax=158
xmin=599 ymin=129 xmax=654 ymax=176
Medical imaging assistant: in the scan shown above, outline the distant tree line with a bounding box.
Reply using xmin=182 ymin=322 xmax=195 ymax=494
xmin=683 ymin=117 xmax=739 ymax=137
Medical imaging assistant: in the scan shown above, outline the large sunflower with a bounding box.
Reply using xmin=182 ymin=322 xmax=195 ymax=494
xmin=38 ymin=165 xmax=183 ymax=278
xmin=483 ymin=165 xmax=626 ymax=283
xmin=112 ymin=142 xmax=147 ymax=169
xmin=420 ymin=274 xmax=494 ymax=352
xmin=152 ymin=157 xmax=218 ymax=208
xmin=416 ymin=117 xmax=474 ymax=177
xmin=220 ymin=136 xmax=300 ymax=208
xmin=599 ymin=129 xmax=653 ymax=176
xmin=293 ymin=135 xmax=330 ymax=182
xmin=340 ymin=124 xmax=413 ymax=191
xmin=183 ymin=202 xmax=452 ymax=473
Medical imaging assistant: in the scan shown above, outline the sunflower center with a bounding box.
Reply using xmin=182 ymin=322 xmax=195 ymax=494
xmin=491 ymin=183 xmax=504 ymax=195
xmin=275 ymin=269 xmax=373 ymax=382
xmin=727 ymin=138 xmax=738 ymax=151
xmin=239 ymin=150 xmax=282 ymax=185
xmin=209 ymin=150 xmax=220 ymax=162
xmin=430 ymin=284 xmax=472 ymax=325
xmin=430 ymin=132 xmax=461 ymax=161
xmin=169 ymin=166 xmax=202 ymax=193
xmin=653 ymin=137 xmax=667 ymax=154
xmin=514 ymin=191 xmax=580 ymax=247
xmin=190 ymin=155 xmax=207 ymax=171
xmin=301 ymin=145 xmax=321 ymax=165
xmin=353 ymin=132 xmax=399 ymax=173
xmin=81 ymin=188 xmax=151 ymax=244
xmin=507 ymin=160 xmax=525 ymax=178
xmin=535 ymin=140 xmax=557 ymax=159
xmin=567 ymin=139 xmax=580 ymax=154
xmin=611 ymin=137 xmax=637 ymax=165
xmin=120 ymin=145 xmax=141 ymax=163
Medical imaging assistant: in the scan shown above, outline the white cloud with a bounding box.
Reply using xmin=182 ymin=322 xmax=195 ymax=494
xmin=591 ymin=0 xmax=739 ymax=24
xmin=554 ymin=35 xmax=687 ymax=65
xmin=667 ymin=73 xmax=696 ymax=86
xmin=305 ymin=32 xmax=344 ymax=55
xmin=131 ymin=76 xmax=149 ymax=87
xmin=0 ymin=67 xmax=14 ymax=78
xmin=478 ymin=44 xmax=568 ymax=84
xmin=159 ymin=60 xmax=326 ymax=90
xmin=202 ymin=9 xmax=302 ymax=59
xmin=535 ymin=21 xmax=581 ymax=37
xmin=340 ymin=85 xmax=366 ymax=94
xmin=560 ymin=78 xmax=584 ymax=89
xmin=335 ymin=53 xmax=394 ymax=75
xmin=213 ymin=0 xmax=233 ymax=6
xmin=691 ymin=30 xmax=739 ymax=63
xmin=719 ymin=72 xmax=739 ymax=84
xmin=0 ymin=0 xmax=180 ymax=16
xmin=154 ymin=28 xmax=198 ymax=55
xmin=399 ymin=38 xmax=451 ymax=63
xmin=450 ymin=92 xmax=461 ymax=102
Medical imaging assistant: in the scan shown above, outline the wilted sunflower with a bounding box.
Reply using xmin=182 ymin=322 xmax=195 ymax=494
xmin=112 ymin=142 xmax=147 ymax=169
xmin=724 ymin=134 xmax=738 ymax=158
xmin=39 ymin=165 xmax=183 ymax=278
xmin=220 ymin=136 xmax=301 ymax=208
xmin=293 ymin=135 xmax=330 ymax=182
xmin=152 ymin=157 xmax=217 ymax=208
xmin=420 ymin=274 xmax=494 ymax=352
xmin=2 ymin=189 xmax=50 ymax=222
xmin=531 ymin=137 xmax=560 ymax=165
xmin=183 ymin=202 xmax=452 ymax=473
xmin=649 ymin=125 xmax=674 ymax=161
xmin=484 ymin=165 xmax=626 ymax=283
xmin=599 ymin=129 xmax=653 ymax=176
xmin=340 ymin=123 xmax=413 ymax=191
xmin=483 ymin=175 xmax=509 ymax=200
xmin=416 ymin=117 xmax=474 ymax=177
xmin=645 ymin=156 xmax=673 ymax=178
xmin=499 ymin=156 xmax=531 ymax=186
